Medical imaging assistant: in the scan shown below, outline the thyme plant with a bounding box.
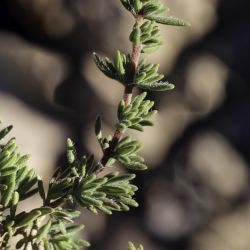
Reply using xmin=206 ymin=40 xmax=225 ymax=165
xmin=0 ymin=0 xmax=189 ymax=249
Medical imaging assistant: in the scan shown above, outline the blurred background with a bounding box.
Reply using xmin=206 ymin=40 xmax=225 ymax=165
xmin=0 ymin=0 xmax=250 ymax=249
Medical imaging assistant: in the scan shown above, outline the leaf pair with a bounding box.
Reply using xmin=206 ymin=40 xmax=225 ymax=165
xmin=120 ymin=0 xmax=190 ymax=27
xmin=136 ymin=60 xmax=175 ymax=91
xmin=117 ymin=92 xmax=157 ymax=133
xmin=94 ymin=52 xmax=174 ymax=91
xmin=111 ymin=136 xmax=147 ymax=170
xmin=93 ymin=51 xmax=131 ymax=85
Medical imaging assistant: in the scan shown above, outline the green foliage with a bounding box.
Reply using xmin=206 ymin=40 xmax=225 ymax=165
xmin=0 ymin=124 xmax=89 ymax=250
xmin=0 ymin=126 xmax=37 ymax=210
xmin=120 ymin=0 xmax=190 ymax=26
xmin=15 ymin=207 xmax=89 ymax=250
xmin=115 ymin=138 xmax=147 ymax=170
xmin=136 ymin=60 xmax=175 ymax=90
xmin=74 ymin=172 xmax=139 ymax=214
xmin=128 ymin=241 xmax=144 ymax=250
xmin=0 ymin=0 xmax=188 ymax=249
xmin=93 ymin=51 xmax=131 ymax=85
xmin=117 ymin=92 xmax=156 ymax=132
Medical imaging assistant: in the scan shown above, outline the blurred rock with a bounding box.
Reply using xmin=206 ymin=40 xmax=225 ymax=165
xmin=189 ymin=131 xmax=248 ymax=199
xmin=185 ymin=54 xmax=228 ymax=113
xmin=192 ymin=203 xmax=250 ymax=250
xmin=6 ymin=0 xmax=75 ymax=38
xmin=146 ymin=183 xmax=196 ymax=239
xmin=0 ymin=32 xmax=68 ymax=104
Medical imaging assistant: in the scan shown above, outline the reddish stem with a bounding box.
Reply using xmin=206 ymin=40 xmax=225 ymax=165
xmin=95 ymin=43 xmax=142 ymax=174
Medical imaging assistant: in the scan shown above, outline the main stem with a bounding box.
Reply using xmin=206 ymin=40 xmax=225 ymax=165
xmin=95 ymin=17 xmax=143 ymax=174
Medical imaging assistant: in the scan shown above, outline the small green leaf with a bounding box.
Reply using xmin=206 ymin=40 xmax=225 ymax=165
xmin=133 ymin=0 xmax=142 ymax=13
xmin=98 ymin=205 xmax=113 ymax=215
xmin=143 ymin=2 xmax=165 ymax=16
xmin=117 ymin=100 xmax=125 ymax=120
xmin=80 ymin=195 xmax=103 ymax=207
xmin=127 ymin=162 xmax=148 ymax=170
xmin=66 ymin=224 xmax=85 ymax=235
xmin=0 ymin=125 xmax=13 ymax=140
xmin=119 ymin=197 xmax=138 ymax=207
xmin=128 ymin=241 xmax=144 ymax=250
xmin=117 ymin=136 xmax=132 ymax=148
xmin=93 ymin=52 xmax=117 ymax=80
xmin=11 ymin=191 xmax=19 ymax=206
xmin=114 ymin=50 xmax=125 ymax=76
xmin=117 ymin=155 xmax=131 ymax=165
xmin=107 ymin=173 xmax=136 ymax=184
xmin=129 ymin=23 xmax=141 ymax=45
xmin=106 ymin=157 xmax=116 ymax=166
xmin=129 ymin=124 xmax=144 ymax=132
xmin=1 ymin=173 xmax=16 ymax=207
xmin=140 ymin=120 xmax=154 ymax=126
xmin=74 ymin=238 xmax=91 ymax=247
xmin=37 ymin=207 xmax=54 ymax=216
xmin=132 ymin=92 xmax=147 ymax=108
xmin=43 ymin=239 xmax=52 ymax=250
xmin=0 ymin=152 xmax=18 ymax=171
xmin=137 ymin=81 xmax=175 ymax=91
xmin=37 ymin=219 xmax=52 ymax=240
xmin=66 ymin=138 xmax=75 ymax=164
xmin=120 ymin=0 xmax=136 ymax=15
xmin=117 ymin=145 xmax=136 ymax=156
xmin=38 ymin=175 xmax=46 ymax=201
xmin=142 ymin=43 xmax=161 ymax=53
xmin=0 ymin=166 xmax=18 ymax=177
xmin=15 ymin=154 xmax=30 ymax=168
xmin=146 ymin=15 xmax=190 ymax=26
xmin=95 ymin=116 xmax=102 ymax=140
xmin=15 ymin=210 xmax=42 ymax=228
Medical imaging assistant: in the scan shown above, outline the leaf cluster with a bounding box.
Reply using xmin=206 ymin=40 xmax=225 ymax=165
xmin=93 ymin=31 xmax=175 ymax=91
xmin=0 ymin=123 xmax=142 ymax=249
xmin=117 ymin=92 xmax=156 ymax=132
xmin=0 ymin=123 xmax=37 ymax=217
xmin=46 ymin=139 xmax=140 ymax=215
xmin=130 ymin=20 xmax=162 ymax=53
xmin=74 ymin=171 xmax=139 ymax=214
xmin=121 ymin=0 xmax=190 ymax=26
xmin=95 ymin=92 xmax=158 ymax=170
xmin=93 ymin=51 xmax=131 ymax=85
xmin=15 ymin=207 xmax=89 ymax=250
xmin=0 ymin=135 xmax=36 ymax=210
xmin=136 ymin=60 xmax=174 ymax=90
xmin=0 ymin=125 xmax=89 ymax=249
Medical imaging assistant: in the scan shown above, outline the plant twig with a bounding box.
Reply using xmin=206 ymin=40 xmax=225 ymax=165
xmin=95 ymin=26 xmax=143 ymax=175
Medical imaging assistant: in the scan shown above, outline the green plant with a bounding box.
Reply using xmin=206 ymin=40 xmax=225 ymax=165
xmin=0 ymin=0 xmax=189 ymax=249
